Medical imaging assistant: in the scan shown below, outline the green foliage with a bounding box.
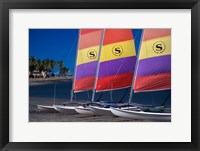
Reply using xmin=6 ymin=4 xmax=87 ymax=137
xmin=59 ymin=67 xmax=69 ymax=76
xmin=57 ymin=60 xmax=64 ymax=69
xmin=29 ymin=56 xmax=69 ymax=77
xmin=29 ymin=56 xmax=37 ymax=72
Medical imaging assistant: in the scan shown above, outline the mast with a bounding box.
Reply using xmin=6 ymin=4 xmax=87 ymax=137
xmin=70 ymin=29 xmax=80 ymax=102
xmin=91 ymin=29 xmax=105 ymax=102
xmin=128 ymin=29 xmax=144 ymax=104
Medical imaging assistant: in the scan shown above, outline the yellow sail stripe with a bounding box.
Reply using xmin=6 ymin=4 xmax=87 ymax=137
xmin=139 ymin=35 xmax=171 ymax=60
xmin=100 ymin=39 xmax=136 ymax=63
xmin=76 ymin=45 xmax=100 ymax=66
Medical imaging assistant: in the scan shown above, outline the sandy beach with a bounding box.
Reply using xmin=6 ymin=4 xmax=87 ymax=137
xmin=29 ymin=97 xmax=145 ymax=122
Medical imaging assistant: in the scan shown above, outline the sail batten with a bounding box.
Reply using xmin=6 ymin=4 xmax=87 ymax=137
xmin=134 ymin=29 xmax=171 ymax=93
xmin=95 ymin=29 xmax=137 ymax=92
xmin=96 ymin=86 xmax=131 ymax=93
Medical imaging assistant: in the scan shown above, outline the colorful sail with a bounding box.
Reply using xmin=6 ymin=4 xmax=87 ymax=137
xmin=74 ymin=29 xmax=102 ymax=92
xmin=96 ymin=29 xmax=137 ymax=92
xmin=134 ymin=29 xmax=171 ymax=92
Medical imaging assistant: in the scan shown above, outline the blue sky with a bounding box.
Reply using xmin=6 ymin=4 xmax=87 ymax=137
xmin=29 ymin=29 xmax=142 ymax=74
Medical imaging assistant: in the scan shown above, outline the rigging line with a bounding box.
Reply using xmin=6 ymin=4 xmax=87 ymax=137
xmin=110 ymin=84 xmax=114 ymax=102
xmin=161 ymin=92 xmax=171 ymax=106
xmin=74 ymin=93 xmax=76 ymax=102
xmin=53 ymin=83 xmax=57 ymax=105
xmin=113 ymin=57 xmax=126 ymax=79
xmin=60 ymin=33 xmax=79 ymax=62
xmin=95 ymin=93 xmax=103 ymax=102
xmin=70 ymin=30 xmax=80 ymax=102
xmin=151 ymin=91 xmax=154 ymax=107
xmin=105 ymin=50 xmax=112 ymax=88
xmin=110 ymin=57 xmax=128 ymax=103
xmin=56 ymin=33 xmax=79 ymax=77
xmin=118 ymin=88 xmax=129 ymax=103
xmin=87 ymin=90 xmax=90 ymax=100
xmin=106 ymin=59 xmax=113 ymax=102
xmin=104 ymin=62 xmax=113 ymax=92
xmin=149 ymin=34 xmax=154 ymax=106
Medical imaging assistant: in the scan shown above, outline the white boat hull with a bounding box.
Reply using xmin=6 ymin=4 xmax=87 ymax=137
xmin=89 ymin=106 xmax=116 ymax=116
xmin=110 ymin=107 xmax=171 ymax=122
xmin=37 ymin=105 xmax=57 ymax=113
xmin=75 ymin=106 xmax=95 ymax=115
xmin=53 ymin=105 xmax=77 ymax=114
xmin=89 ymin=106 xmax=139 ymax=116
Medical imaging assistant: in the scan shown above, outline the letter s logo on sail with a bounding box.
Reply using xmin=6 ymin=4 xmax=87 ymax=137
xmin=152 ymin=41 xmax=166 ymax=54
xmin=87 ymin=49 xmax=97 ymax=59
xmin=112 ymin=45 xmax=123 ymax=56
xmin=114 ymin=47 xmax=121 ymax=54
xmin=89 ymin=51 xmax=95 ymax=57
xmin=155 ymin=44 xmax=163 ymax=51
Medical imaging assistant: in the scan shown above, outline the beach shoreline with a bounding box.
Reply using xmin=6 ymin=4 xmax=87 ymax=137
xmin=29 ymin=76 xmax=72 ymax=86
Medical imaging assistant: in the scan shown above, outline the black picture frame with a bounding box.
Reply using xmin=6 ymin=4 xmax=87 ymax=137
xmin=0 ymin=0 xmax=199 ymax=150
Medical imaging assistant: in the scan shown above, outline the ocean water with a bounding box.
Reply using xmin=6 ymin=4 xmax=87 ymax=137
xmin=29 ymin=80 xmax=171 ymax=107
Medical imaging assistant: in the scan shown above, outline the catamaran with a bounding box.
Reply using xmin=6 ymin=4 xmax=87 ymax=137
xmin=54 ymin=29 xmax=103 ymax=115
xmin=110 ymin=29 xmax=171 ymax=121
xmin=89 ymin=29 xmax=138 ymax=116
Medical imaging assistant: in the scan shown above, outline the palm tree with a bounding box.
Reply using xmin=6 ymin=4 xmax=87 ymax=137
xmin=43 ymin=58 xmax=51 ymax=76
xmin=29 ymin=57 xmax=70 ymax=78
xmin=50 ymin=59 xmax=56 ymax=76
xmin=63 ymin=67 xmax=69 ymax=75
xmin=37 ymin=59 xmax=45 ymax=72
xmin=57 ymin=60 xmax=64 ymax=75
xmin=29 ymin=56 xmax=37 ymax=72
xmin=60 ymin=67 xmax=69 ymax=76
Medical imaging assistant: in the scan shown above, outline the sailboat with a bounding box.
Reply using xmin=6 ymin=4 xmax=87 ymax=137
xmin=54 ymin=29 xmax=103 ymax=115
xmin=110 ymin=29 xmax=171 ymax=121
xmin=89 ymin=29 xmax=138 ymax=116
